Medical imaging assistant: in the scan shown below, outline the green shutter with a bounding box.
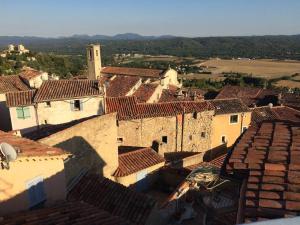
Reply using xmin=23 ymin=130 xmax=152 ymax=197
xmin=23 ymin=107 xmax=31 ymax=118
xmin=16 ymin=107 xmax=24 ymax=119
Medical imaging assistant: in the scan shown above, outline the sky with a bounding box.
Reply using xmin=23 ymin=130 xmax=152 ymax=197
xmin=0 ymin=0 xmax=300 ymax=37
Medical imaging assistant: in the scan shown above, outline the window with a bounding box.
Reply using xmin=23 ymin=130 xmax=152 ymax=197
xmin=242 ymin=127 xmax=248 ymax=133
xmin=16 ymin=107 xmax=30 ymax=119
xmin=45 ymin=101 xmax=51 ymax=107
xmin=221 ymin=136 xmax=227 ymax=144
xmin=117 ymin=137 xmax=123 ymax=143
xmin=193 ymin=112 xmax=198 ymax=119
xmin=26 ymin=176 xmax=46 ymax=208
xmin=89 ymin=49 xmax=93 ymax=61
xmin=71 ymin=100 xmax=83 ymax=111
xmin=189 ymin=135 xmax=193 ymax=141
xmin=44 ymin=120 xmax=48 ymax=125
xmin=201 ymin=132 xmax=206 ymax=138
xmin=96 ymin=50 xmax=98 ymax=56
xmin=162 ymin=136 xmax=168 ymax=143
xmin=230 ymin=114 xmax=238 ymax=124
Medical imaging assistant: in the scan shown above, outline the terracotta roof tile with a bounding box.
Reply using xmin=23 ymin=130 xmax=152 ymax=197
xmin=102 ymin=66 xmax=164 ymax=78
xmin=185 ymin=154 xmax=227 ymax=171
xmin=209 ymin=98 xmax=250 ymax=115
xmin=106 ymin=98 xmax=214 ymax=120
xmin=68 ymin=174 xmax=156 ymax=225
xmin=105 ymin=96 xmax=138 ymax=114
xmin=159 ymin=87 xmax=205 ymax=103
xmin=133 ymin=83 xmax=159 ymax=103
xmin=106 ymin=76 xmax=141 ymax=97
xmin=251 ymin=106 xmax=300 ymax=125
xmin=0 ymin=201 xmax=133 ymax=225
xmin=6 ymin=90 xmax=36 ymax=107
xmin=19 ymin=67 xmax=44 ymax=81
xmin=34 ymin=79 xmax=104 ymax=102
xmin=224 ymin=121 xmax=300 ymax=222
xmin=0 ymin=130 xmax=67 ymax=157
xmin=114 ymin=147 xmax=165 ymax=177
xmin=0 ymin=75 xmax=30 ymax=94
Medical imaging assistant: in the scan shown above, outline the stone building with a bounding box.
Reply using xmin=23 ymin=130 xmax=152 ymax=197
xmin=6 ymin=79 xmax=105 ymax=135
xmin=0 ymin=131 xmax=69 ymax=215
xmin=106 ymin=97 xmax=215 ymax=156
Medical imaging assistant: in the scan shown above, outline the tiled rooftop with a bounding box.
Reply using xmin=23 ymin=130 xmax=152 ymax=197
xmin=34 ymin=79 xmax=104 ymax=102
xmin=133 ymin=83 xmax=159 ymax=103
xmin=102 ymin=66 xmax=164 ymax=78
xmin=19 ymin=67 xmax=44 ymax=81
xmin=106 ymin=97 xmax=214 ymax=120
xmin=159 ymin=87 xmax=205 ymax=103
xmin=6 ymin=90 xmax=36 ymax=107
xmin=224 ymin=121 xmax=300 ymax=222
xmin=185 ymin=153 xmax=227 ymax=171
xmin=251 ymin=106 xmax=300 ymax=125
xmin=209 ymin=98 xmax=250 ymax=115
xmin=0 ymin=201 xmax=133 ymax=225
xmin=0 ymin=130 xmax=67 ymax=157
xmin=114 ymin=147 xmax=165 ymax=177
xmin=68 ymin=174 xmax=157 ymax=225
xmin=105 ymin=96 xmax=138 ymax=114
xmin=0 ymin=75 xmax=30 ymax=94
xmin=106 ymin=76 xmax=141 ymax=97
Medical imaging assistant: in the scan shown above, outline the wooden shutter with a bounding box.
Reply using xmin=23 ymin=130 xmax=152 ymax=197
xmin=16 ymin=107 xmax=24 ymax=119
xmin=70 ymin=100 xmax=74 ymax=111
xmin=23 ymin=107 xmax=31 ymax=118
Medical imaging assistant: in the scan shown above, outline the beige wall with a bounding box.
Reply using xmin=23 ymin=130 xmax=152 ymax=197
xmin=9 ymin=105 xmax=38 ymax=134
xmin=0 ymin=158 xmax=67 ymax=215
xmin=161 ymin=69 xmax=181 ymax=89
xmin=126 ymin=79 xmax=142 ymax=96
xmin=28 ymin=73 xmax=48 ymax=89
xmin=87 ymin=44 xmax=101 ymax=80
xmin=114 ymin=162 xmax=165 ymax=187
xmin=118 ymin=110 xmax=214 ymax=156
xmin=147 ymin=85 xmax=163 ymax=103
xmin=211 ymin=112 xmax=252 ymax=149
xmin=39 ymin=113 xmax=118 ymax=184
xmin=0 ymin=94 xmax=12 ymax=131
xmin=36 ymin=96 xmax=104 ymax=126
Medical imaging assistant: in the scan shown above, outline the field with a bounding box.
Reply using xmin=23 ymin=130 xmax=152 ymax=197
xmin=199 ymin=59 xmax=300 ymax=78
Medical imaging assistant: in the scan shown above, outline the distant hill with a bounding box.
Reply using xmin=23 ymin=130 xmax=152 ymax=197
xmin=1 ymin=34 xmax=300 ymax=60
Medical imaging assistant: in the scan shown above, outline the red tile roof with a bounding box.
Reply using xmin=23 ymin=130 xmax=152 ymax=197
xmin=0 ymin=130 xmax=67 ymax=157
xmin=251 ymin=106 xmax=300 ymax=125
xmin=185 ymin=154 xmax=227 ymax=171
xmin=106 ymin=99 xmax=214 ymax=120
xmin=216 ymin=85 xmax=261 ymax=100
xmin=133 ymin=83 xmax=159 ymax=103
xmin=209 ymin=98 xmax=250 ymax=115
xmin=19 ymin=67 xmax=44 ymax=81
xmin=6 ymin=90 xmax=36 ymax=107
xmin=114 ymin=147 xmax=165 ymax=177
xmin=0 ymin=201 xmax=133 ymax=225
xmin=281 ymin=93 xmax=300 ymax=111
xmin=0 ymin=75 xmax=30 ymax=94
xmin=68 ymin=174 xmax=156 ymax=225
xmin=34 ymin=79 xmax=104 ymax=102
xmin=105 ymin=96 xmax=138 ymax=114
xmin=224 ymin=121 xmax=300 ymax=222
xmin=106 ymin=76 xmax=141 ymax=97
xmin=102 ymin=66 xmax=164 ymax=78
xmin=159 ymin=87 xmax=205 ymax=103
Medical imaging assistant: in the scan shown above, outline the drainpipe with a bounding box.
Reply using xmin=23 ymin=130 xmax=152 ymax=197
xmin=240 ymin=112 xmax=245 ymax=134
xmin=181 ymin=107 xmax=185 ymax=152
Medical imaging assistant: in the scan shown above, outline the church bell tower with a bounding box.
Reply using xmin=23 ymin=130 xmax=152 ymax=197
xmin=86 ymin=44 xmax=102 ymax=80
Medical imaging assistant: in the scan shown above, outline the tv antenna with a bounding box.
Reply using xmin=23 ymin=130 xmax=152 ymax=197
xmin=0 ymin=142 xmax=18 ymax=170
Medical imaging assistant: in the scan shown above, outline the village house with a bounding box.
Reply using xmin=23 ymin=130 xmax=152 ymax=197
xmin=5 ymin=79 xmax=105 ymax=135
xmin=18 ymin=67 xmax=49 ymax=89
xmin=0 ymin=130 xmax=69 ymax=215
xmin=209 ymin=98 xmax=252 ymax=149
xmin=0 ymin=75 xmax=30 ymax=131
xmin=106 ymin=97 xmax=215 ymax=156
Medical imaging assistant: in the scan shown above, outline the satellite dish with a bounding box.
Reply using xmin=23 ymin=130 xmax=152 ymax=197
xmin=0 ymin=142 xmax=18 ymax=163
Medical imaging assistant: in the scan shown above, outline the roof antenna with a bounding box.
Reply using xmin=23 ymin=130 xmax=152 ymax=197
xmin=0 ymin=142 xmax=18 ymax=170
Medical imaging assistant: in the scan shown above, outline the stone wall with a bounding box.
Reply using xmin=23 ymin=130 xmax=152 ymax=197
xmin=118 ymin=110 xmax=214 ymax=156
xmin=39 ymin=113 xmax=118 ymax=184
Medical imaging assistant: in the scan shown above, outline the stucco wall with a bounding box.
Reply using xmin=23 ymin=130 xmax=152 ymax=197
xmin=0 ymin=94 xmax=12 ymax=131
xmin=0 ymin=158 xmax=66 ymax=215
xmin=39 ymin=113 xmax=118 ymax=184
xmin=161 ymin=69 xmax=181 ymax=89
xmin=9 ymin=105 xmax=38 ymax=134
xmin=147 ymin=85 xmax=163 ymax=103
xmin=211 ymin=112 xmax=252 ymax=148
xmin=114 ymin=162 xmax=165 ymax=187
xmin=36 ymin=96 xmax=104 ymax=126
xmin=118 ymin=110 xmax=214 ymax=156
